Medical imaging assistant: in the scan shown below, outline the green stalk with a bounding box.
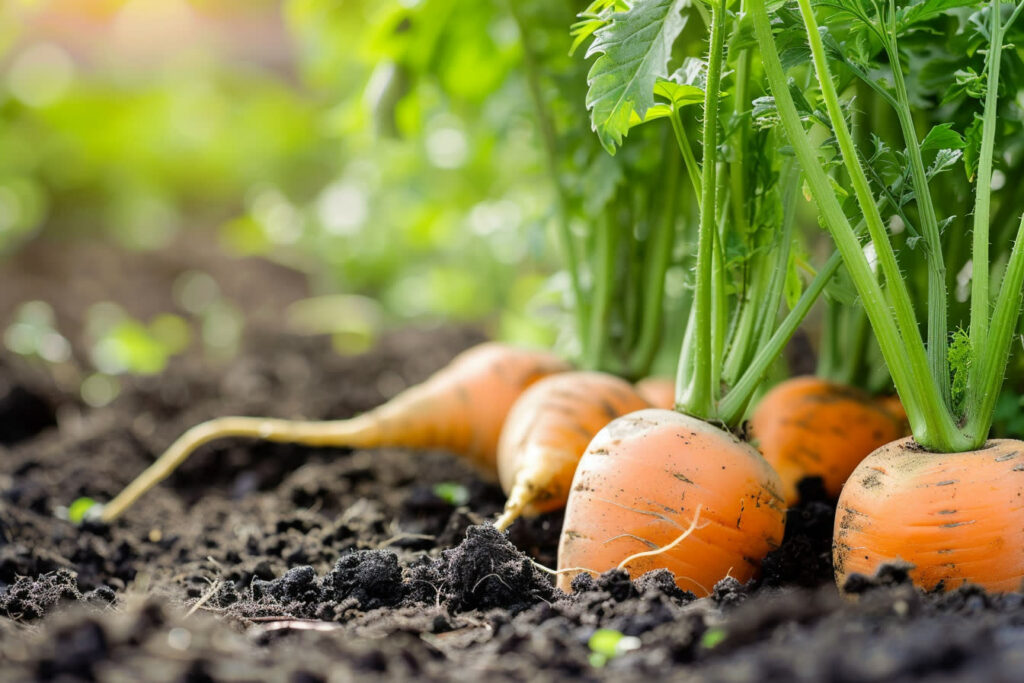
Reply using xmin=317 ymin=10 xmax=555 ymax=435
xmin=721 ymin=252 xmax=768 ymax=384
xmin=884 ymin=26 xmax=950 ymax=406
xmin=719 ymin=250 xmax=843 ymax=424
xmin=677 ymin=0 xmax=726 ymax=420
xmin=838 ymin=304 xmax=871 ymax=387
xmin=750 ymin=162 xmax=801 ymax=354
xmin=670 ymin=110 xmax=703 ymax=205
xmin=968 ymin=0 xmax=1004 ymax=367
xmin=630 ymin=151 xmax=680 ymax=376
xmin=751 ymin=0 xmax=969 ymax=451
xmin=817 ymin=298 xmax=843 ymax=379
xmin=792 ymin=0 xmax=962 ymax=449
xmin=965 ymin=214 xmax=1024 ymax=443
xmin=711 ymin=168 xmax=730 ymax=399
xmin=795 ymin=0 xmax=929 ymax=387
xmin=585 ymin=211 xmax=617 ymax=369
xmin=965 ymin=0 xmax=1013 ymax=443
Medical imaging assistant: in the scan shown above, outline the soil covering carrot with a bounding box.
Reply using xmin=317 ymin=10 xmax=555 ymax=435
xmin=101 ymin=342 xmax=569 ymax=522
xmin=634 ymin=377 xmax=675 ymax=410
xmin=557 ymin=409 xmax=786 ymax=595
xmin=493 ymin=371 xmax=650 ymax=530
xmin=750 ymin=377 xmax=908 ymax=504
xmin=834 ymin=437 xmax=1024 ymax=593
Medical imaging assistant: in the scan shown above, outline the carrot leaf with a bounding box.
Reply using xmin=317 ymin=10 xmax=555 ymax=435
xmin=949 ymin=327 xmax=972 ymax=417
xmin=583 ymin=0 xmax=690 ymax=153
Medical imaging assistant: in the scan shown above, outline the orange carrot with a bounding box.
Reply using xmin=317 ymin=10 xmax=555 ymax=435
xmin=874 ymin=393 xmax=907 ymax=424
xmin=493 ymin=371 xmax=650 ymax=530
xmin=834 ymin=437 xmax=1024 ymax=593
xmin=749 ymin=377 xmax=908 ymax=505
xmin=557 ymin=408 xmax=786 ymax=595
xmin=100 ymin=342 xmax=569 ymax=522
xmin=634 ymin=376 xmax=675 ymax=410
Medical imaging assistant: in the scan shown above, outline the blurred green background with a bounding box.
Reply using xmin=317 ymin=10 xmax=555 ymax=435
xmin=0 ymin=0 xmax=598 ymax=406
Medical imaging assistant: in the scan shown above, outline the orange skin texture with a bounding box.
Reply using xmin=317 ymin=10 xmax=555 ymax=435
xmin=834 ymin=437 xmax=1024 ymax=593
xmin=557 ymin=409 xmax=786 ymax=595
xmin=495 ymin=372 xmax=650 ymax=526
xmin=749 ymin=377 xmax=908 ymax=505
xmin=365 ymin=342 xmax=571 ymax=470
xmin=874 ymin=394 xmax=908 ymax=424
xmin=635 ymin=377 xmax=675 ymax=410
xmin=99 ymin=342 xmax=570 ymax=523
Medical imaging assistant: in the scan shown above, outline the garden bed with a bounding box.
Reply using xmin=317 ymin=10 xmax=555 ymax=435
xmin=2 ymin=328 xmax=1023 ymax=682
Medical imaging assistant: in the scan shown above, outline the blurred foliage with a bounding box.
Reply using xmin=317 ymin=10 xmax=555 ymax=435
xmin=0 ymin=0 xmax=599 ymax=404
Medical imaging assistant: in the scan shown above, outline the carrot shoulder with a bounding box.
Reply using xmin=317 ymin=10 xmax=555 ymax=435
xmin=493 ymin=371 xmax=650 ymax=530
xmin=834 ymin=437 xmax=1024 ymax=593
xmin=100 ymin=342 xmax=569 ymax=522
xmin=557 ymin=408 xmax=785 ymax=595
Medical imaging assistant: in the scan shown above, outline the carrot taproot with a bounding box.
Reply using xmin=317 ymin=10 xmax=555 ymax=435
xmin=834 ymin=437 xmax=1024 ymax=593
xmin=100 ymin=342 xmax=569 ymax=522
xmin=556 ymin=408 xmax=786 ymax=595
xmin=493 ymin=371 xmax=650 ymax=530
xmin=749 ymin=376 xmax=908 ymax=505
xmin=634 ymin=376 xmax=675 ymax=410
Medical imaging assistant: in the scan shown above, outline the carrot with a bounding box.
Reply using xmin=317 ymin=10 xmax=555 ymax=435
xmin=493 ymin=371 xmax=650 ymax=530
xmin=634 ymin=376 xmax=675 ymax=410
xmin=834 ymin=437 xmax=1024 ymax=593
xmin=100 ymin=342 xmax=569 ymax=522
xmin=749 ymin=377 xmax=907 ymax=505
xmin=874 ymin=394 xmax=907 ymax=424
xmin=557 ymin=409 xmax=786 ymax=595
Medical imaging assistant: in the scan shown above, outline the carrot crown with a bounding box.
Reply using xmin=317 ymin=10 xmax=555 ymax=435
xmin=573 ymin=0 xmax=857 ymax=429
xmin=751 ymin=0 xmax=1024 ymax=452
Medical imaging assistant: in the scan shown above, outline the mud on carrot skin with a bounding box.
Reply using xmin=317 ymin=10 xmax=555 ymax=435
xmin=750 ymin=377 xmax=908 ymax=505
xmin=834 ymin=437 xmax=1024 ymax=593
xmin=556 ymin=409 xmax=786 ymax=595
xmin=100 ymin=342 xmax=569 ymax=522
xmin=493 ymin=371 xmax=650 ymax=531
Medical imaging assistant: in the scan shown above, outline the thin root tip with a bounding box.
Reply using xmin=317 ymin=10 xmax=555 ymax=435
xmin=493 ymin=511 xmax=516 ymax=532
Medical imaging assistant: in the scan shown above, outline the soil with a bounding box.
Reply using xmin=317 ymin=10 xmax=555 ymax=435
xmin=1 ymin=248 xmax=1023 ymax=681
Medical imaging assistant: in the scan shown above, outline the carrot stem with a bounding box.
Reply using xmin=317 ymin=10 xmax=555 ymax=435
xmin=630 ymin=151 xmax=680 ymax=376
xmin=677 ymin=0 xmax=726 ymax=421
xmin=719 ymin=250 xmax=843 ymax=425
xmin=883 ymin=22 xmax=950 ymax=408
xmin=751 ymin=0 xmax=969 ymax=452
xmin=967 ymin=0 xmax=1005 ymax=396
xmin=966 ymin=213 xmax=1024 ymax=444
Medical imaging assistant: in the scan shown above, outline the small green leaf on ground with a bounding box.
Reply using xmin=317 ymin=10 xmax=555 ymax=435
xmin=68 ymin=497 xmax=99 ymax=524
xmin=589 ymin=628 xmax=641 ymax=667
xmin=701 ymin=627 xmax=727 ymax=649
xmin=432 ymin=482 xmax=470 ymax=506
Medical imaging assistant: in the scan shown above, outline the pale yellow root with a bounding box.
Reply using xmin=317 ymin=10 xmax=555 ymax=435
xmin=541 ymin=505 xmax=705 ymax=589
xmin=616 ymin=504 xmax=703 ymax=572
xmin=492 ymin=481 xmax=538 ymax=532
xmin=100 ymin=415 xmax=377 ymax=523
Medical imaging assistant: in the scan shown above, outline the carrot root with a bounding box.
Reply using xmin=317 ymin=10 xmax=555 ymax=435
xmin=750 ymin=377 xmax=908 ymax=505
xmin=99 ymin=415 xmax=380 ymax=522
xmin=557 ymin=409 xmax=785 ymax=595
xmin=493 ymin=372 xmax=650 ymax=530
xmin=101 ymin=343 xmax=569 ymax=523
xmin=834 ymin=437 xmax=1024 ymax=594
xmin=616 ymin=504 xmax=703 ymax=572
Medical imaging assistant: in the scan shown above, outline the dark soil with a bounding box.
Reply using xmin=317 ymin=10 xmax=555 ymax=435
xmin=2 ymin=324 xmax=1023 ymax=681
